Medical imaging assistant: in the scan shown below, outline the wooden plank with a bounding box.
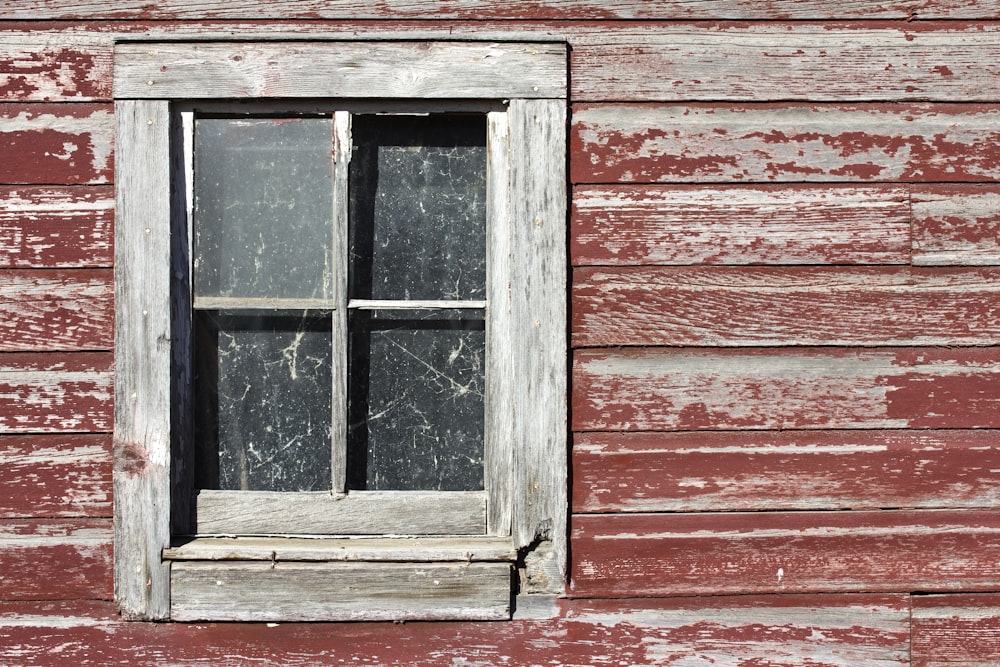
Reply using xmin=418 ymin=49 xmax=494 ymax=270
xmin=112 ymin=99 xmax=171 ymax=620
xmin=913 ymin=185 xmax=1000 ymax=266
xmin=164 ymin=536 xmax=516 ymax=562
xmin=195 ymin=490 xmax=487 ymax=535
xmin=572 ymin=510 xmax=1000 ymax=598
xmin=171 ymin=561 xmax=512 ymax=621
xmin=573 ymin=430 xmax=1000 ymax=513
xmin=0 ymin=1 xmax=994 ymax=19
xmin=573 ymin=347 xmax=1000 ymax=431
xmin=0 ymin=32 xmax=111 ymax=101
xmin=114 ymin=41 xmax=566 ymax=99
xmin=0 ymin=187 xmax=113 ymax=268
xmin=0 ymin=352 xmax=111 ymax=433
xmin=0 ymin=104 xmax=112 ymax=185
xmin=572 ymin=26 xmax=1000 ymax=102
xmin=573 ymin=266 xmax=1000 ymax=347
xmin=912 ymin=594 xmax=1000 ymax=666
xmin=0 ymin=269 xmax=112 ymax=352
xmin=0 ymin=594 xmax=908 ymax=665
xmin=0 ymin=434 xmax=111 ymax=518
xmin=0 ymin=519 xmax=111 ymax=600
xmin=571 ymin=103 xmax=1000 ymax=183
xmin=572 ymin=184 xmax=911 ymax=266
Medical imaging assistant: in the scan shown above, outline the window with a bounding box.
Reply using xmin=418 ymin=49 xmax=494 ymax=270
xmin=113 ymin=41 xmax=567 ymax=621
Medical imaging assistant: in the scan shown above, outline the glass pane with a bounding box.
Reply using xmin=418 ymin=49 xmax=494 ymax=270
xmin=195 ymin=310 xmax=333 ymax=492
xmin=194 ymin=117 xmax=334 ymax=300
xmin=347 ymin=310 xmax=485 ymax=491
xmin=349 ymin=114 xmax=487 ymax=301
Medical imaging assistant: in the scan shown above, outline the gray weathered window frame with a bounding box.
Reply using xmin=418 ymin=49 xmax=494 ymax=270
xmin=113 ymin=40 xmax=567 ymax=622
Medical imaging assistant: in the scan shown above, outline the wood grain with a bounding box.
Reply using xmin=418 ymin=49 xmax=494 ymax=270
xmin=0 ymin=32 xmax=110 ymax=101
xmin=912 ymin=593 xmax=1000 ymax=666
xmin=0 ymin=519 xmax=111 ymax=600
xmin=0 ymin=352 xmax=112 ymax=434
xmin=0 ymin=434 xmax=110 ymax=518
xmin=571 ymin=26 xmax=1000 ymax=102
xmin=0 ymin=595 xmax=909 ymax=665
xmin=0 ymin=104 xmax=112 ymax=185
xmin=573 ymin=430 xmax=1000 ymax=513
xmin=571 ymin=184 xmax=911 ymax=266
xmin=572 ymin=266 xmax=1000 ymax=347
xmin=572 ymin=510 xmax=1000 ymax=598
xmin=573 ymin=347 xmax=1000 ymax=431
xmin=0 ymin=269 xmax=112 ymax=351
xmin=0 ymin=187 xmax=113 ymax=268
xmin=912 ymin=184 xmax=1000 ymax=266
xmin=572 ymin=103 xmax=1000 ymax=183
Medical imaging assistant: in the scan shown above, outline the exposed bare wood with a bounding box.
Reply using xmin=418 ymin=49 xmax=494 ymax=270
xmin=573 ymin=430 xmax=1000 ymax=513
xmin=912 ymin=593 xmax=1000 ymax=666
xmin=113 ymin=99 xmax=171 ymax=620
xmin=0 ymin=519 xmax=111 ymax=600
xmin=0 ymin=269 xmax=112 ymax=352
xmin=573 ymin=266 xmax=1000 ymax=347
xmin=170 ymin=561 xmax=512 ymax=621
xmin=0 ymin=187 xmax=113 ymax=268
xmin=164 ymin=536 xmax=516 ymax=562
xmin=0 ymin=434 xmax=111 ymax=518
xmin=0 ymin=104 xmax=112 ymax=185
xmin=195 ymin=490 xmax=487 ymax=536
xmin=913 ymin=185 xmax=1000 ymax=266
xmin=572 ymin=27 xmax=1000 ymax=102
xmin=0 ymin=595 xmax=909 ymax=665
xmin=572 ymin=510 xmax=1000 ymax=598
xmin=0 ymin=352 xmax=111 ymax=434
xmin=0 ymin=32 xmax=110 ymax=101
xmin=573 ymin=347 xmax=1000 ymax=431
xmin=115 ymin=42 xmax=566 ymax=100
xmin=572 ymin=185 xmax=911 ymax=266
xmin=572 ymin=103 xmax=1000 ymax=183
xmin=0 ymin=0 xmax=995 ymax=19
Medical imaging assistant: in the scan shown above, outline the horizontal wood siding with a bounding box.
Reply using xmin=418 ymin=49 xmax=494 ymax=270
xmin=0 ymin=269 xmax=112 ymax=351
xmin=0 ymin=104 xmax=112 ymax=184
xmin=0 ymin=353 xmax=112 ymax=433
xmin=912 ymin=184 xmax=1000 ymax=266
xmin=0 ymin=187 xmax=113 ymax=267
xmin=0 ymin=519 xmax=111 ymax=600
xmin=912 ymin=594 xmax=1000 ymax=666
xmin=572 ymin=511 xmax=1000 ymax=598
xmin=573 ymin=430 xmax=1000 ymax=513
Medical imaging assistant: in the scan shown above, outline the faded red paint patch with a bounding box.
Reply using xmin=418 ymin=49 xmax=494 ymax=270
xmin=0 ymin=48 xmax=109 ymax=101
xmin=114 ymin=438 xmax=148 ymax=476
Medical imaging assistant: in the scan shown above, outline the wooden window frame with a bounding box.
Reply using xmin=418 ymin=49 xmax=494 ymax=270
xmin=113 ymin=40 xmax=567 ymax=622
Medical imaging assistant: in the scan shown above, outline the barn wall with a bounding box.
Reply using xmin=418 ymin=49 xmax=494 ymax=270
xmin=3 ymin=3 xmax=1000 ymax=664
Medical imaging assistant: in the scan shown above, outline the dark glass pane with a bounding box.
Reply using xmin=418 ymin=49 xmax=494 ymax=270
xmin=194 ymin=118 xmax=334 ymax=300
xmin=195 ymin=311 xmax=333 ymax=492
xmin=347 ymin=310 xmax=485 ymax=491
xmin=349 ymin=115 xmax=487 ymax=301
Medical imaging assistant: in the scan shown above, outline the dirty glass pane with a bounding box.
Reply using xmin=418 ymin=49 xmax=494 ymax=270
xmin=349 ymin=114 xmax=487 ymax=301
xmin=194 ymin=117 xmax=334 ymax=300
xmin=347 ymin=310 xmax=485 ymax=491
xmin=194 ymin=310 xmax=333 ymax=492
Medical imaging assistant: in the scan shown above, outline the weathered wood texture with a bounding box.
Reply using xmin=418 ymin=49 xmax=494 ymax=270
xmin=573 ymin=430 xmax=1000 ymax=513
xmin=0 ymin=33 xmax=110 ymax=101
xmin=913 ymin=185 xmax=1000 ymax=266
xmin=571 ymin=185 xmax=911 ymax=266
xmin=0 ymin=519 xmax=111 ymax=600
xmin=912 ymin=594 xmax=1000 ymax=666
xmin=0 ymin=595 xmax=909 ymax=665
xmin=573 ymin=347 xmax=1000 ymax=431
xmin=0 ymin=270 xmax=112 ymax=351
xmin=0 ymin=353 xmax=112 ymax=433
xmin=0 ymin=187 xmax=113 ymax=267
xmin=0 ymin=1 xmax=995 ymax=19
xmin=573 ymin=267 xmax=1000 ymax=347
xmin=0 ymin=434 xmax=111 ymax=518
xmin=572 ymin=104 xmax=1000 ymax=183
xmin=572 ymin=510 xmax=1000 ymax=598
xmin=0 ymin=104 xmax=112 ymax=184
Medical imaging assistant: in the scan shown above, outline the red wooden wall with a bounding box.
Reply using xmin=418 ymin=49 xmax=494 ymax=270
xmin=4 ymin=3 xmax=1000 ymax=664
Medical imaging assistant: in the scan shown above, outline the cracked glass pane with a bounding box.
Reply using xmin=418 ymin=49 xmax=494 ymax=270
xmin=194 ymin=117 xmax=334 ymax=300
xmin=195 ymin=311 xmax=333 ymax=491
xmin=348 ymin=114 xmax=487 ymax=301
xmin=347 ymin=310 xmax=485 ymax=491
